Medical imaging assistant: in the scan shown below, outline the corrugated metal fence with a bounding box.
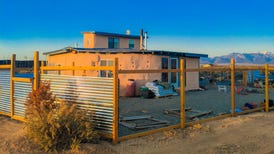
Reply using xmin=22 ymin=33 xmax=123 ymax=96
xmin=41 ymin=74 xmax=114 ymax=135
xmin=0 ymin=70 xmax=10 ymax=114
xmin=0 ymin=53 xmax=118 ymax=142
xmin=14 ymin=81 xmax=32 ymax=117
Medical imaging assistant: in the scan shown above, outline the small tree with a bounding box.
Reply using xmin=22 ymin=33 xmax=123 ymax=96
xmin=25 ymin=81 xmax=99 ymax=152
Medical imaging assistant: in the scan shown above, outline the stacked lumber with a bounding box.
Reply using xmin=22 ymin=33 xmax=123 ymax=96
xmin=145 ymin=82 xmax=177 ymax=97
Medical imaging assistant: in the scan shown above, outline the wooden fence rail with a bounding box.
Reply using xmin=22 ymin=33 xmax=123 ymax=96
xmin=0 ymin=51 xmax=274 ymax=143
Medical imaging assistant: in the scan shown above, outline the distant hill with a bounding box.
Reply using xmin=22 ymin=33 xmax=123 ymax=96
xmin=200 ymin=52 xmax=274 ymax=64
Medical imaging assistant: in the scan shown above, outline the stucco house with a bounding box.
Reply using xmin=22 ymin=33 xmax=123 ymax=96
xmin=43 ymin=30 xmax=208 ymax=96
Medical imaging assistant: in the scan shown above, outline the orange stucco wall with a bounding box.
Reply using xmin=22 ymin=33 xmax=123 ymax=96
xmin=83 ymin=33 xmax=140 ymax=49
xmin=46 ymin=53 xmax=200 ymax=96
xmin=119 ymin=37 xmax=140 ymax=49
xmin=83 ymin=33 xmax=95 ymax=48
xmin=47 ymin=53 xmax=163 ymax=96
xmin=94 ymin=35 xmax=108 ymax=48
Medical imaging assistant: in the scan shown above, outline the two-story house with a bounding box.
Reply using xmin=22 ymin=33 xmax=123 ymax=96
xmin=44 ymin=30 xmax=207 ymax=96
xmin=82 ymin=30 xmax=141 ymax=50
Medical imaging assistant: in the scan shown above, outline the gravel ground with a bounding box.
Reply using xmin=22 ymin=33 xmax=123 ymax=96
xmin=118 ymin=84 xmax=271 ymax=137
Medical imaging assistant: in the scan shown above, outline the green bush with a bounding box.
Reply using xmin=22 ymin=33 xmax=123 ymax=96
xmin=25 ymin=81 xmax=99 ymax=152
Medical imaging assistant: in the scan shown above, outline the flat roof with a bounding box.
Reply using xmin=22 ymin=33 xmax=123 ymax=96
xmin=43 ymin=47 xmax=208 ymax=58
xmin=82 ymin=31 xmax=140 ymax=39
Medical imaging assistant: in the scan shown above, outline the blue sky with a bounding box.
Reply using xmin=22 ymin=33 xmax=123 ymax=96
xmin=1 ymin=0 xmax=274 ymax=59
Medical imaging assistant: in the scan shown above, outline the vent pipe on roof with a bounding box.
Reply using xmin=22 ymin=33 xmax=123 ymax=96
xmin=144 ymin=31 xmax=148 ymax=50
xmin=74 ymin=42 xmax=78 ymax=48
xmin=140 ymin=29 xmax=144 ymax=50
xmin=126 ymin=30 xmax=130 ymax=35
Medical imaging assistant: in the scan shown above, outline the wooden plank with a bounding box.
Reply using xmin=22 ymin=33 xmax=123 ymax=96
xmin=41 ymin=61 xmax=45 ymax=74
xmin=185 ymin=114 xmax=231 ymax=126
xmin=135 ymin=123 xmax=169 ymax=129
xmin=163 ymin=107 xmax=192 ymax=116
xmin=163 ymin=109 xmax=180 ymax=116
xmin=187 ymin=67 xmax=230 ymax=72
xmin=12 ymin=77 xmax=32 ymax=83
xmin=120 ymin=116 xmax=169 ymax=130
xmin=235 ymin=66 xmax=264 ymax=70
xmin=118 ymin=69 xmax=180 ymax=74
xmin=186 ymin=110 xmax=213 ymax=119
xmin=265 ymin=64 xmax=269 ymax=112
xmin=189 ymin=109 xmax=209 ymax=113
xmin=231 ymin=58 xmax=235 ymax=117
xmin=33 ymin=51 xmax=39 ymax=90
xmin=42 ymin=65 xmax=114 ymax=71
xmin=120 ymin=115 xmax=152 ymax=121
xmin=0 ymin=111 xmax=11 ymax=117
xmin=269 ymin=67 xmax=274 ymax=71
xmin=149 ymin=119 xmax=169 ymax=124
xmin=180 ymin=58 xmax=185 ymax=128
xmin=0 ymin=65 xmax=11 ymax=69
xmin=120 ymin=121 xmax=136 ymax=129
xmin=10 ymin=54 xmax=15 ymax=117
xmin=112 ymin=58 xmax=119 ymax=144
xmin=11 ymin=115 xmax=26 ymax=122
xmin=118 ymin=124 xmax=180 ymax=142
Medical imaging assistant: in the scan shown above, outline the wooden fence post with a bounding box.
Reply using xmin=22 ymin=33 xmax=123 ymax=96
xmin=72 ymin=62 xmax=75 ymax=76
xmin=41 ymin=61 xmax=44 ymax=75
xmin=112 ymin=58 xmax=119 ymax=144
xmin=242 ymin=71 xmax=248 ymax=86
xmin=33 ymin=51 xmax=39 ymax=91
xmin=10 ymin=54 xmax=15 ymax=117
xmin=230 ymin=58 xmax=235 ymax=117
xmin=180 ymin=58 xmax=185 ymax=128
xmin=265 ymin=64 xmax=269 ymax=112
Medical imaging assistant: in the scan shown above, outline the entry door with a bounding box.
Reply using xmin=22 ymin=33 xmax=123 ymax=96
xmin=170 ymin=58 xmax=179 ymax=88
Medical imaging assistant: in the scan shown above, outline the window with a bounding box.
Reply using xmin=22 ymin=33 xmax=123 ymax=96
xmin=100 ymin=60 xmax=113 ymax=78
xmin=128 ymin=39 xmax=135 ymax=48
xmin=171 ymin=58 xmax=177 ymax=83
xmin=161 ymin=58 xmax=168 ymax=82
xmin=108 ymin=37 xmax=119 ymax=48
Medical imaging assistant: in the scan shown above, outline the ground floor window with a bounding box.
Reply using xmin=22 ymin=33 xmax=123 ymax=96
xmin=161 ymin=57 xmax=182 ymax=88
xmin=161 ymin=57 xmax=169 ymax=82
xmin=100 ymin=60 xmax=113 ymax=78
xmin=171 ymin=58 xmax=178 ymax=84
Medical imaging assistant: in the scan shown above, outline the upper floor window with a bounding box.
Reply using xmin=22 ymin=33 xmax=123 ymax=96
xmin=108 ymin=37 xmax=119 ymax=48
xmin=128 ymin=39 xmax=135 ymax=48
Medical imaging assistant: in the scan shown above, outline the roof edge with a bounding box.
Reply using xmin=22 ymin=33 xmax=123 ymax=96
xmin=43 ymin=47 xmax=208 ymax=58
xmin=81 ymin=31 xmax=140 ymax=39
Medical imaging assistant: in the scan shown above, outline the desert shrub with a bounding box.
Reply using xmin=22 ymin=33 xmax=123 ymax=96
xmin=25 ymin=81 xmax=99 ymax=152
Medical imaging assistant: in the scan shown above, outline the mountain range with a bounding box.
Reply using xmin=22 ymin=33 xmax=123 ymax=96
xmin=200 ymin=52 xmax=274 ymax=64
